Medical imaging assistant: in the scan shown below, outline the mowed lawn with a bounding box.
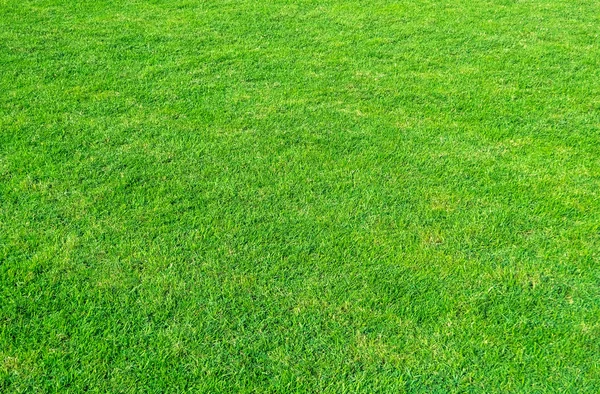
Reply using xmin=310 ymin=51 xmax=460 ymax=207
xmin=1 ymin=0 xmax=599 ymax=392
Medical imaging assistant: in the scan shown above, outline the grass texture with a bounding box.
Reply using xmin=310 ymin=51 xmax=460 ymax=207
xmin=1 ymin=0 xmax=600 ymax=392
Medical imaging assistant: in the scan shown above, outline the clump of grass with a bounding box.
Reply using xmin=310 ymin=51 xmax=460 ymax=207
xmin=1 ymin=0 xmax=599 ymax=392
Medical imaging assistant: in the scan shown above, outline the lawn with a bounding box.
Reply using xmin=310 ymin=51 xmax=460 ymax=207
xmin=1 ymin=0 xmax=599 ymax=392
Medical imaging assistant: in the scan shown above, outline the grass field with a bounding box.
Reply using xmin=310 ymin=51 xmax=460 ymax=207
xmin=1 ymin=0 xmax=600 ymax=392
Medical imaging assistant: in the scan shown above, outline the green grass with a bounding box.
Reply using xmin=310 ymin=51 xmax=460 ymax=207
xmin=1 ymin=0 xmax=600 ymax=392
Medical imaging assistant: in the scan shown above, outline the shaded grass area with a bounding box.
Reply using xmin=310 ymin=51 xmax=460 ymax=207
xmin=1 ymin=0 xmax=600 ymax=392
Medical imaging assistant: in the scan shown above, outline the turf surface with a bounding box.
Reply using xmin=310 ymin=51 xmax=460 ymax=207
xmin=1 ymin=0 xmax=600 ymax=392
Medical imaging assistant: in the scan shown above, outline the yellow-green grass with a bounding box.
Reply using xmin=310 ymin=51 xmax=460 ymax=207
xmin=1 ymin=0 xmax=599 ymax=392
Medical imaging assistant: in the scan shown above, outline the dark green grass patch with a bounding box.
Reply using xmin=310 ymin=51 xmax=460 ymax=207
xmin=1 ymin=0 xmax=600 ymax=392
